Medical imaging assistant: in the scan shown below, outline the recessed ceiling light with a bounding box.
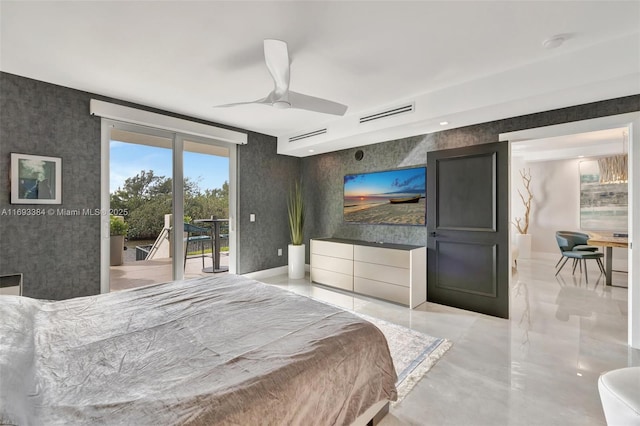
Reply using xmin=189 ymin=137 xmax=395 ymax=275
xmin=308 ymin=149 xmax=315 ymax=153
xmin=439 ymin=121 xmax=449 ymax=126
xmin=578 ymin=155 xmax=584 ymax=158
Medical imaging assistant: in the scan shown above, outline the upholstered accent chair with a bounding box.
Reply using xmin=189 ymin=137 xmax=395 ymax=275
xmin=554 ymin=231 xmax=599 ymax=267
xmin=555 ymin=231 xmax=605 ymax=284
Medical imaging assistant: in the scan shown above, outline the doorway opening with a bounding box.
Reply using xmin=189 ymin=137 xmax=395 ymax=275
xmin=510 ymin=127 xmax=629 ymax=287
xmin=501 ymin=111 xmax=639 ymax=349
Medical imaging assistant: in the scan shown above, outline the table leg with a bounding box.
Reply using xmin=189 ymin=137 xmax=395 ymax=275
xmin=201 ymin=225 xmax=216 ymax=273
xmin=213 ymin=222 xmax=228 ymax=273
xmin=214 ymin=222 xmax=221 ymax=270
xmin=605 ymin=246 xmax=612 ymax=286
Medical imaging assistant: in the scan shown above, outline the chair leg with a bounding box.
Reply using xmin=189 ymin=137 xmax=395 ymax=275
xmin=596 ymin=258 xmax=606 ymax=275
xmin=584 ymin=259 xmax=588 ymax=284
xmin=556 ymin=257 xmax=569 ymax=276
xmin=572 ymin=259 xmax=578 ymax=275
xmin=555 ymin=256 xmax=564 ymax=268
xmin=579 ymin=259 xmax=582 ymax=273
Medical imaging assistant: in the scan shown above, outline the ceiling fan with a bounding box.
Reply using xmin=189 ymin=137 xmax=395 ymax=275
xmin=216 ymin=39 xmax=348 ymax=116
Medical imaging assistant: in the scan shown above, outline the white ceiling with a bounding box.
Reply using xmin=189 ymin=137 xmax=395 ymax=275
xmin=512 ymin=127 xmax=629 ymax=162
xmin=1 ymin=1 xmax=639 ymax=157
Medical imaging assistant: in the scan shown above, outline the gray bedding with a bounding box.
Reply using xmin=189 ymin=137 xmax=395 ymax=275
xmin=0 ymin=275 xmax=397 ymax=425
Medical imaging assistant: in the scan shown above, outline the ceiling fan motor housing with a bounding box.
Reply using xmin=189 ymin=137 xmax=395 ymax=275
xmin=272 ymin=100 xmax=291 ymax=109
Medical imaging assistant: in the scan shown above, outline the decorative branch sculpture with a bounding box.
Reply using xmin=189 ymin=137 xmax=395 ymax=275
xmin=513 ymin=168 xmax=533 ymax=234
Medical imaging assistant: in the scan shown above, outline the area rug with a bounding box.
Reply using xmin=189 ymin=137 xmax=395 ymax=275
xmin=355 ymin=312 xmax=452 ymax=404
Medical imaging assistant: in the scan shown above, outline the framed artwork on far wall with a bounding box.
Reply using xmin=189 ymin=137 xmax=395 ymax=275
xmin=10 ymin=153 xmax=62 ymax=204
xmin=579 ymin=159 xmax=627 ymax=231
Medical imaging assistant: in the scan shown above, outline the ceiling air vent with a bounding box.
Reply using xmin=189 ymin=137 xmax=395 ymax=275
xmin=289 ymin=128 xmax=327 ymax=143
xmin=359 ymin=103 xmax=414 ymax=124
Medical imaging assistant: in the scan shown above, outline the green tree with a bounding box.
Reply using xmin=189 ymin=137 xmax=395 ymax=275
xmin=111 ymin=170 xmax=171 ymax=239
xmin=186 ymin=181 xmax=229 ymax=220
xmin=111 ymin=171 xmax=228 ymax=240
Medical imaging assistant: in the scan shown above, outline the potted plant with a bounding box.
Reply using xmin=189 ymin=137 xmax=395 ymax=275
xmin=287 ymin=179 xmax=305 ymax=279
xmin=513 ymin=168 xmax=533 ymax=259
xmin=110 ymin=215 xmax=129 ymax=266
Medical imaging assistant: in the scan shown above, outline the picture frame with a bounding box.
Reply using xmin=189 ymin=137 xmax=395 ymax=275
xmin=579 ymin=159 xmax=628 ymax=231
xmin=10 ymin=153 xmax=62 ymax=204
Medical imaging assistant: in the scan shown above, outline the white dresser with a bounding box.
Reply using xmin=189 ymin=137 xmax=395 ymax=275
xmin=310 ymin=238 xmax=426 ymax=308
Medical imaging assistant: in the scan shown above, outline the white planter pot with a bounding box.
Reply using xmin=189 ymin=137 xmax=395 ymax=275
xmin=110 ymin=235 xmax=125 ymax=266
xmin=288 ymin=244 xmax=306 ymax=279
xmin=516 ymin=233 xmax=532 ymax=259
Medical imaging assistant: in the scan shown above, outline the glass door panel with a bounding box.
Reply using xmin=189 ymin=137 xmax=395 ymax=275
xmin=108 ymin=128 xmax=173 ymax=291
xmin=183 ymin=140 xmax=230 ymax=279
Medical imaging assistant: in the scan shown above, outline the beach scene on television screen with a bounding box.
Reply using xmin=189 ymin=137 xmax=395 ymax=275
xmin=344 ymin=167 xmax=426 ymax=225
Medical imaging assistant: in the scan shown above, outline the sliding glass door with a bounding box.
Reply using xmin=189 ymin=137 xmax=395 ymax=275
xmin=101 ymin=121 xmax=235 ymax=293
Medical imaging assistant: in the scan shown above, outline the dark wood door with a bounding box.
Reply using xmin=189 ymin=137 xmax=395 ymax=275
xmin=427 ymin=142 xmax=509 ymax=318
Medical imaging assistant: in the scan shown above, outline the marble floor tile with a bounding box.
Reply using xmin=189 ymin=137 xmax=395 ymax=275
xmin=257 ymin=255 xmax=638 ymax=425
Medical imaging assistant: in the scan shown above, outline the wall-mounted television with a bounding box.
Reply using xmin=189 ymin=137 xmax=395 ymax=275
xmin=343 ymin=166 xmax=426 ymax=225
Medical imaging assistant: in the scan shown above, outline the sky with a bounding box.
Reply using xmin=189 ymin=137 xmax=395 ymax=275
xmin=344 ymin=167 xmax=426 ymax=198
xmin=110 ymin=142 xmax=229 ymax=193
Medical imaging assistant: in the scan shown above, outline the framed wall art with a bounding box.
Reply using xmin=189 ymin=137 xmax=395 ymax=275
xmin=579 ymin=159 xmax=627 ymax=232
xmin=10 ymin=153 xmax=62 ymax=204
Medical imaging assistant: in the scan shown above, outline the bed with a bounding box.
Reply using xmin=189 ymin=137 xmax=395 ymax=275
xmin=0 ymin=274 xmax=397 ymax=425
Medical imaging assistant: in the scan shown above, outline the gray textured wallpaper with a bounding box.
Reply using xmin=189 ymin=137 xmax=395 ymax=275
xmin=302 ymin=135 xmax=429 ymax=261
xmin=0 ymin=72 xmax=283 ymax=297
xmin=302 ymin=95 xmax=640 ymax=262
xmin=237 ymin=133 xmax=300 ymax=274
xmin=1 ymin=70 xmax=637 ymax=299
xmin=0 ymin=73 xmax=102 ymax=299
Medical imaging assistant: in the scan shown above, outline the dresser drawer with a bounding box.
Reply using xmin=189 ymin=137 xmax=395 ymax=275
xmin=354 ymin=277 xmax=409 ymax=306
xmin=311 ymin=268 xmax=353 ymax=291
xmin=311 ymin=254 xmax=353 ymax=276
xmin=354 ymin=261 xmax=410 ymax=287
xmin=311 ymin=240 xmax=353 ymax=259
xmin=354 ymin=245 xmax=410 ymax=268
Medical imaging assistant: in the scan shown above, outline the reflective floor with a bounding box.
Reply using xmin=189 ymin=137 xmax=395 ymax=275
xmin=259 ymin=255 xmax=638 ymax=426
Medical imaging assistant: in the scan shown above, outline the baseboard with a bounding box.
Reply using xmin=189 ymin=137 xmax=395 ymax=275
xmin=241 ymin=264 xmax=310 ymax=280
xmin=242 ymin=266 xmax=288 ymax=280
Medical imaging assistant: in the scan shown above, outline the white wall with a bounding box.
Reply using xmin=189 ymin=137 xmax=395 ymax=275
xmin=511 ymin=156 xmax=628 ymax=269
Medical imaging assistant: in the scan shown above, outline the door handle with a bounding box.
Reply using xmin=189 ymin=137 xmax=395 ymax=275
xmin=430 ymin=232 xmax=437 ymax=237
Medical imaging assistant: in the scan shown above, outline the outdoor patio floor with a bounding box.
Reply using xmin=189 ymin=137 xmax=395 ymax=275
xmin=109 ymin=253 xmax=229 ymax=292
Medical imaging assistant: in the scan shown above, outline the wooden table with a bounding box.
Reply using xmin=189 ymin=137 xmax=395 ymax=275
xmin=586 ymin=235 xmax=629 ymax=286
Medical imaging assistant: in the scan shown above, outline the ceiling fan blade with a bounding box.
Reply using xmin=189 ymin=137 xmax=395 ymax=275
xmin=213 ymin=96 xmax=270 ymax=108
xmin=264 ymin=39 xmax=290 ymax=97
xmin=214 ymin=40 xmax=349 ymax=115
xmin=288 ymin=91 xmax=348 ymax=116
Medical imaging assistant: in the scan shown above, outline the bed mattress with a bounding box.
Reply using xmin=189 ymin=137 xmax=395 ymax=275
xmin=0 ymin=274 xmax=397 ymax=425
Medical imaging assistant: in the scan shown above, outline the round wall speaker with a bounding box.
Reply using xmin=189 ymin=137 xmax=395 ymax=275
xmin=355 ymin=150 xmax=364 ymax=161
